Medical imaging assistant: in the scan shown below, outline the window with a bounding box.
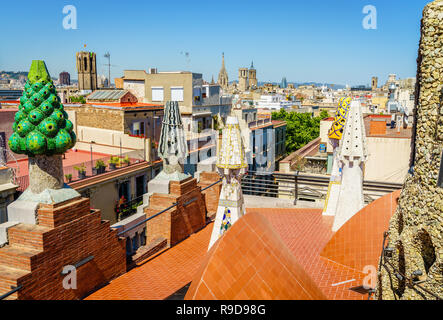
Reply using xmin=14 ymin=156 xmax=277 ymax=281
xmin=118 ymin=181 xmax=131 ymax=202
xmin=193 ymin=87 xmax=201 ymax=102
xmin=171 ymin=87 xmax=184 ymax=101
xmin=152 ymin=87 xmax=164 ymax=101
xmin=132 ymin=121 xmax=145 ymax=136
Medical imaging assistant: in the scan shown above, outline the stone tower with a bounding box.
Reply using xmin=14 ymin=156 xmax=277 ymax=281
xmin=371 ymin=76 xmax=378 ymax=91
xmin=377 ymin=0 xmax=443 ymax=300
xmin=217 ymin=53 xmax=229 ymax=90
xmin=238 ymin=68 xmax=249 ymax=92
xmin=248 ymin=61 xmax=257 ymax=89
xmin=76 ymin=51 xmax=97 ymax=92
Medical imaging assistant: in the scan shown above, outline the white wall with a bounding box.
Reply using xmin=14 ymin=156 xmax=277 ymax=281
xmin=75 ymin=126 xmax=151 ymax=161
xmin=365 ymin=137 xmax=411 ymax=183
xmin=320 ymin=120 xmax=334 ymax=153
xmin=124 ymin=80 xmax=146 ymax=102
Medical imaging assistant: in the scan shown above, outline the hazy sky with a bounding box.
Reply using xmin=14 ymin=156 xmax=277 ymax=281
xmin=0 ymin=0 xmax=431 ymax=86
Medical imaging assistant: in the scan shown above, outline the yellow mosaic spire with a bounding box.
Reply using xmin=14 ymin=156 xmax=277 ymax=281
xmin=328 ymin=97 xmax=351 ymax=140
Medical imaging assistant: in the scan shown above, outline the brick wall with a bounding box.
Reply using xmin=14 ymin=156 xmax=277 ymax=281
xmin=75 ymin=106 xmax=123 ymax=131
xmin=197 ymin=172 xmax=222 ymax=219
xmin=0 ymin=197 xmax=126 ymax=300
xmin=144 ymin=178 xmax=207 ymax=247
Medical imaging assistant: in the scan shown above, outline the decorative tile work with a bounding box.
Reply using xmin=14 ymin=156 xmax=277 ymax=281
xmin=219 ymin=208 xmax=232 ymax=237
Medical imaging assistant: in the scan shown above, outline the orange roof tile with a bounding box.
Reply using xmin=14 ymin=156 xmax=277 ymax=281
xmin=84 ymin=191 xmax=400 ymax=300
xmin=185 ymin=212 xmax=327 ymax=300
xmin=85 ymin=222 xmax=213 ymax=300
xmin=246 ymin=208 xmax=367 ymax=300
xmin=85 ymin=102 xmax=163 ymax=110
xmin=320 ymin=190 xmax=401 ymax=271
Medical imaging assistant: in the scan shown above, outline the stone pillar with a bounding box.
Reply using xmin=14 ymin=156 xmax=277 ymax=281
xmin=377 ymin=0 xmax=443 ymax=300
xmin=28 ymin=155 xmax=64 ymax=194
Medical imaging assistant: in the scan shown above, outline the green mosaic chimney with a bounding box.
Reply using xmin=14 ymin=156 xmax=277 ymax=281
xmin=8 ymin=60 xmax=76 ymax=157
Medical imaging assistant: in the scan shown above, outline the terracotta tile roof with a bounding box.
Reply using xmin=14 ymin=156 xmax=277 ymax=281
xmin=84 ymin=102 xmax=163 ymax=111
xmin=241 ymin=208 xmax=366 ymax=300
xmin=84 ymin=222 xmax=213 ymax=300
xmin=271 ymin=120 xmax=287 ymax=128
xmin=84 ymin=191 xmax=400 ymax=300
xmin=185 ymin=211 xmax=327 ymax=300
xmin=320 ymin=190 xmax=400 ymax=271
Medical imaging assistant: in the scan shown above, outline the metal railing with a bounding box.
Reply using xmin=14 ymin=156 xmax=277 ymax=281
xmin=113 ymin=179 xmax=222 ymax=239
xmin=241 ymin=171 xmax=402 ymax=204
xmin=201 ymin=179 xmax=222 ymax=192
xmin=115 ymin=195 xmax=145 ymax=222
xmin=13 ymin=151 xmax=146 ymax=192
xmin=0 ymin=285 xmax=22 ymax=300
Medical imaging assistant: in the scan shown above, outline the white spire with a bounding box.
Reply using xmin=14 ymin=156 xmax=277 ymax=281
xmin=332 ymin=100 xmax=368 ymax=232
xmin=337 ymin=100 xmax=368 ymax=162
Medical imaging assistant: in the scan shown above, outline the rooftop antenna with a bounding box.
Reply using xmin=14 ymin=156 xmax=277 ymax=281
xmin=104 ymin=52 xmax=111 ymax=87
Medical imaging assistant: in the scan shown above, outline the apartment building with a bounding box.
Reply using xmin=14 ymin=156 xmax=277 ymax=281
xmin=117 ymin=69 xmax=232 ymax=175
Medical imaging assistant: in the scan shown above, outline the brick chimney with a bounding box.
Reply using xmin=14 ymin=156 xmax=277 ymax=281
xmin=369 ymin=118 xmax=387 ymax=136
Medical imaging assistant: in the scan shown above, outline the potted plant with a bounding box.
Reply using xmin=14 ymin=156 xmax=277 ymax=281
xmin=65 ymin=173 xmax=72 ymax=183
xmin=93 ymin=159 xmax=106 ymax=174
xmin=108 ymin=156 xmax=119 ymax=170
xmin=120 ymin=155 xmax=130 ymax=167
xmin=74 ymin=163 xmax=86 ymax=179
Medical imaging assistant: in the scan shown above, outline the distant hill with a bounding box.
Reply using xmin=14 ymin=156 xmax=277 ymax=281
xmin=0 ymin=71 xmax=60 ymax=81
xmin=257 ymin=81 xmax=346 ymax=89
xmin=0 ymin=71 xmax=28 ymax=80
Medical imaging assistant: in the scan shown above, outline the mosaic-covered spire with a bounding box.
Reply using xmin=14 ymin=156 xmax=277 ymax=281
xmin=216 ymin=116 xmax=247 ymax=170
xmin=209 ymin=116 xmax=247 ymax=250
xmin=8 ymin=60 xmax=76 ymax=157
xmin=157 ymin=101 xmax=188 ymax=161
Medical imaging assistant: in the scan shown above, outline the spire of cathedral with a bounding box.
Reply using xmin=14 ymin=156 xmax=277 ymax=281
xmin=218 ymin=52 xmax=229 ymax=90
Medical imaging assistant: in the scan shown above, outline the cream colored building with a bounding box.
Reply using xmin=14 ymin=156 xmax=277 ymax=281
xmin=118 ymin=69 xmax=232 ymax=175
xmin=318 ymin=115 xmax=411 ymax=183
xmin=64 ymin=102 xmax=164 ymax=164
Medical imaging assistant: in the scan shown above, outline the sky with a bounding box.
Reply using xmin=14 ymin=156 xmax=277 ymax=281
xmin=0 ymin=0 xmax=432 ymax=86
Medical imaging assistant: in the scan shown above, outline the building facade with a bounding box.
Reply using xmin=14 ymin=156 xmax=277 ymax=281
xmin=76 ymin=51 xmax=98 ymax=92
xmin=118 ymin=69 xmax=232 ymax=175
xmin=59 ymin=71 xmax=71 ymax=86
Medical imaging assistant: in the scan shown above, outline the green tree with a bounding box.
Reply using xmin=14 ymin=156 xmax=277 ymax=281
xmin=8 ymin=60 xmax=76 ymax=157
xmin=69 ymin=96 xmax=86 ymax=104
xmin=319 ymin=110 xmax=329 ymax=119
xmin=271 ymin=110 xmax=323 ymax=153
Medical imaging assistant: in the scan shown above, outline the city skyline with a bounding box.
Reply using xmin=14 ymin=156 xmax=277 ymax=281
xmin=0 ymin=0 xmax=430 ymax=86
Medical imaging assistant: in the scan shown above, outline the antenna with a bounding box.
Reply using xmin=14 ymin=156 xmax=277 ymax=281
xmin=104 ymin=52 xmax=111 ymax=87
